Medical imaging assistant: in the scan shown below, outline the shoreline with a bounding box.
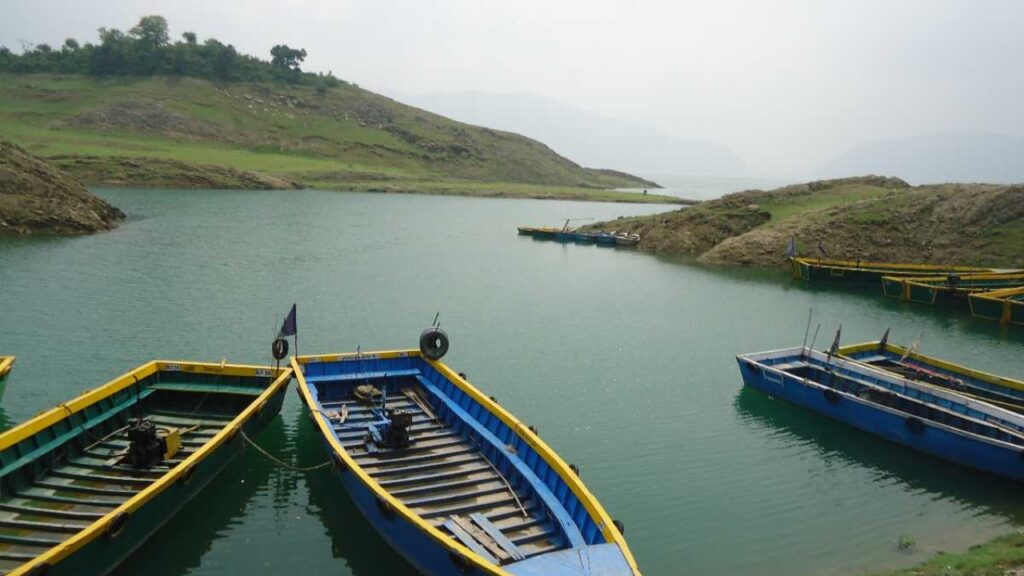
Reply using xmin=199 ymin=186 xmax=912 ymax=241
xmin=586 ymin=176 xmax=1024 ymax=269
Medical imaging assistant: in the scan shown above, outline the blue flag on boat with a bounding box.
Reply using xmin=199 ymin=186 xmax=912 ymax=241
xmin=783 ymin=237 xmax=797 ymax=259
xmin=817 ymin=240 xmax=828 ymax=257
xmin=279 ymin=304 xmax=297 ymax=337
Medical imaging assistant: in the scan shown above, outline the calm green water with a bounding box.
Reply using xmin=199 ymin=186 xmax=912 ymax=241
xmin=1 ymin=188 xmax=1023 ymax=576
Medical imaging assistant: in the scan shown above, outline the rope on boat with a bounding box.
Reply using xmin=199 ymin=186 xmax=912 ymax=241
xmin=239 ymin=429 xmax=332 ymax=472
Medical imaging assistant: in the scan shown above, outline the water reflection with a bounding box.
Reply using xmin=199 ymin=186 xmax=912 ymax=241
xmin=111 ymin=418 xmax=288 ymax=576
xmin=733 ymin=386 xmax=1024 ymax=524
xmin=296 ymin=412 xmax=416 ymax=576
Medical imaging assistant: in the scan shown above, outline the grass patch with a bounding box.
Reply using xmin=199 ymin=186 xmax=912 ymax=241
xmin=760 ymin=184 xmax=893 ymax=222
xmin=878 ymin=532 xmax=1024 ymax=576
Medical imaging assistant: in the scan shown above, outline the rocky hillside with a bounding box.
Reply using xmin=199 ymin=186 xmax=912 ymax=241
xmin=0 ymin=74 xmax=659 ymax=198
xmin=0 ymin=140 xmax=124 ymax=234
xmin=589 ymin=176 xmax=1024 ymax=269
xmin=50 ymin=156 xmax=302 ymax=190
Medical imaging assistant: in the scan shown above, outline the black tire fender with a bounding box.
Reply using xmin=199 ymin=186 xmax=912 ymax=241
xmin=419 ymin=327 xmax=450 ymax=361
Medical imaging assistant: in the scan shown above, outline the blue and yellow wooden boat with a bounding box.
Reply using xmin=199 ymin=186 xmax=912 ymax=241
xmin=737 ymin=346 xmax=1024 ymax=481
xmin=0 ymin=357 xmax=14 ymax=384
xmin=970 ymin=286 xmax=1024 ymax=326
xmin=292 ymin=338 xmax=639 ymax=576
xmin=839 ymin=340 xmax=1024 ymax=411
xmin=881 ymin=271 xmax=1024 ymax=305
xmin=789 ymin=257 xmax=992 ymax=285
xmin=0 ymin=360 xmax=291 ymax=576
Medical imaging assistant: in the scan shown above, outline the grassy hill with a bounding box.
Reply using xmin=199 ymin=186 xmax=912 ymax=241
xmin=0 ymin=73 xmax=675 ymax=203
xmin=587 ymin=176 xmax=1024 ymax=268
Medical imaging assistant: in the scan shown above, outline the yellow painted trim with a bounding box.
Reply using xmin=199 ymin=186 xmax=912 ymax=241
xmin=838 ymin=341 xmax=1024 ymax=393
xmin=791 ymin=257 xmax=997 ymax=275
xmin=293 ymin=351 xmax=642 ymax=576
xmin=7 ymin=361 xmax=293 ymax=576
xmin=0 ymin=356 xmax=14 ymax=379
xmin=970 ymin=287 xmax=1024 ymax=325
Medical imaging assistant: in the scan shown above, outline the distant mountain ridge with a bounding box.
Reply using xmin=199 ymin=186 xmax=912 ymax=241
xmin=405 ymin=91 xmax=748 ymax=180
xmin=823 ymin=132 xmax=1024 ymax=184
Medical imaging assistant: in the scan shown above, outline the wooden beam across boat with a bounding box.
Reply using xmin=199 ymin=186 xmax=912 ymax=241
xmin=0 ymin=360 xmax=292 ymax=576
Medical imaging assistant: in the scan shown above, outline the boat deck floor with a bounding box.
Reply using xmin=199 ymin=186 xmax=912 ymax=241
xmin=325 ymin=390 xmax=566 ymax=562
xmin=0 ymin=409 xmax=235 ymax=574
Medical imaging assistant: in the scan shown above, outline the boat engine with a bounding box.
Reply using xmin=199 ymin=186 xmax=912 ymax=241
xmin=366 ymin=408 xmax=414 ymax=451
xmin=382 ymin=409 xmax=413 ymax=449
xmin=125 ymin=418 xmax=166 ymax=468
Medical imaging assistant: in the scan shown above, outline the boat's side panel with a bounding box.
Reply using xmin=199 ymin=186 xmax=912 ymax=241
xmin=422 ymin=359 xmax=635 ymax=566
xmin=41 ymin=383 xmax=287 ymax=576
xmin=10 ymin=364 xmax=292 ymax=576
xmin=736 ymin=357 xmax=1024 ymax=480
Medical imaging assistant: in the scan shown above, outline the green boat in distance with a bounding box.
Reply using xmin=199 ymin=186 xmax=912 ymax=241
xmin=0 ymin=360 xmax=292 ymax=576
xmin=970 ymin=286 xmax=1024 ymax=326
xmin=881 ymin=271 xmax=1024 ymax=305
xmin=789 ymin=257 xmax=994 ymax=285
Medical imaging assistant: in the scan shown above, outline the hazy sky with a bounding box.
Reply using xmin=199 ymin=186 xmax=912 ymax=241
xmin=3 ymin=0 xmax=1022 ymax=177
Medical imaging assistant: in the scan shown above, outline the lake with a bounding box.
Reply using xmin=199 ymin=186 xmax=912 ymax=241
xmin=1 ymin=188 xmax=1022 ymax=576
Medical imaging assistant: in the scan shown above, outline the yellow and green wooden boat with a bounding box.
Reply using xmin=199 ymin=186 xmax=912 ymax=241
xmin=969 ymin=286 xmax=1024 ymax=326
xmin=0 ymin=357 xmax=14 ymax=384
xmin=839 ymin=340 xmax=1024 ymax=411
xmin=881 ymin=271 xmax=1024 ymax=305
xmin=789 ymin=257 xmax=992 ymax=285
xmin=0 ymin=360 xmax=292 ymax=576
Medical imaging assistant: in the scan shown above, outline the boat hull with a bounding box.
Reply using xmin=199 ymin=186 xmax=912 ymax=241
xmin=43 ymin=385 xmax=286 ymax=576
xmin=970 ymin=287 xmax=1024 ymax=326
xmin=2 ymin=362 xmax=292 ymax=576
xmin=294 ymin=350 xmax=639 ymax=576
xmin=737 ymin=354 xmax=1024 ymax=481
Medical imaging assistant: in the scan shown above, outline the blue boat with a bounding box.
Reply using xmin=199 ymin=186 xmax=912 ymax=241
xmin=839 ymin=340 xmax=1024 ymax=411
xmin=736 ymin=346 xmax=1024 ymax=481
xmin=293 ymin=331 xmax=639 ymax=576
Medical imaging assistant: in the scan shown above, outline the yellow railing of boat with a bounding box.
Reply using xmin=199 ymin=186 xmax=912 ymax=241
xmin=0 ymin=356 xmax=14 ymax=380
xmin=789 ymin=256 xmax=994 ymax=278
